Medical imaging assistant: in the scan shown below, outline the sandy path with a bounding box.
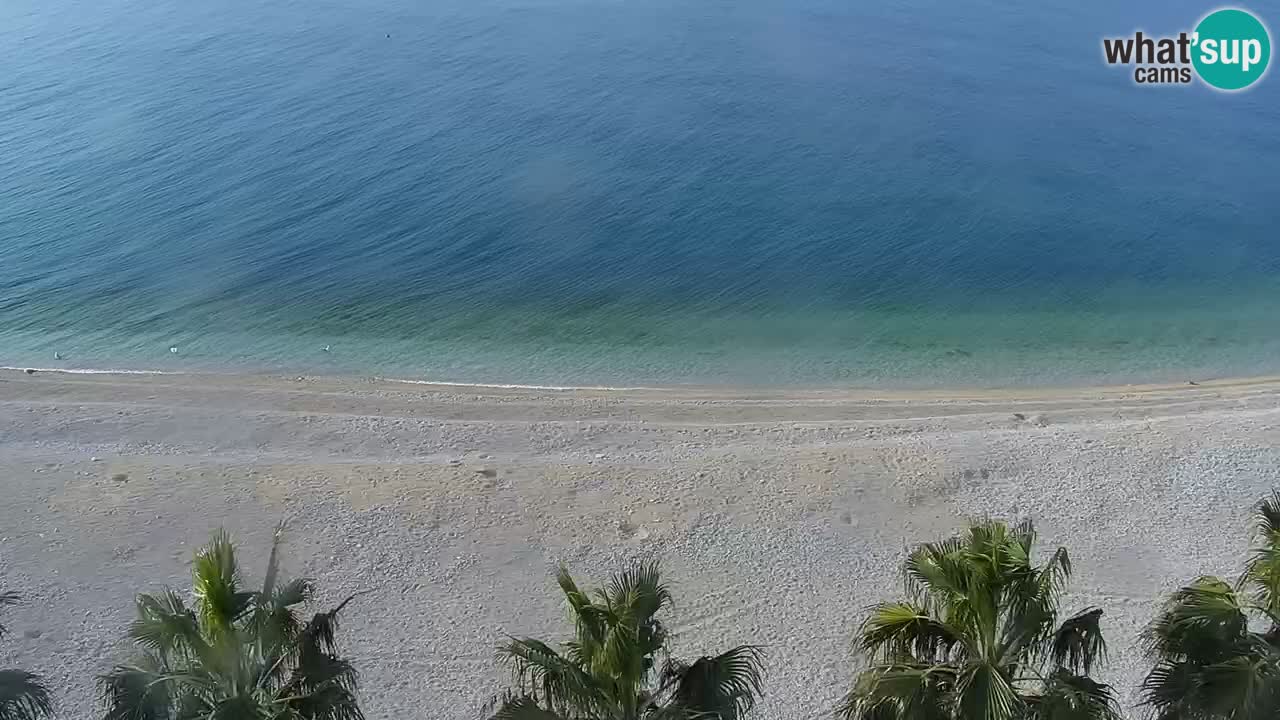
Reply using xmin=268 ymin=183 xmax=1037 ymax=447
xmin=1 ymin=369 xmax=1279 ymax=719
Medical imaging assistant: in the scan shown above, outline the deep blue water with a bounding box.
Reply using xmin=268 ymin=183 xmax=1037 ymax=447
xmin=2 ymin=0 xmax=1278 ymax=386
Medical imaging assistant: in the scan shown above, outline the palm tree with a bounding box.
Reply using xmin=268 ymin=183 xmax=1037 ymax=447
xmin=490 ymin=560 xmax=764 ymax=720
xmin=1141 ymin=491 xmax=1280 ymax=720
xmin=99 ymin=526 xmax=363 ymax=720
xmin=840 ymin=520 xmax=1121 ymax=720
xmin=0 ymin=592 xmax=53 ymax=720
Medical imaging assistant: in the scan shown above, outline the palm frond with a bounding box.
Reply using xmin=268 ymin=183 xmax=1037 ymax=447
xmin=100 ymin=659 xmax=171 ymax=720
xmin=837 ymin=690 xmax=904 ymax=720
xmin=996 ymin=545 xmax=1070 ymax=666
xmin=1026 ymin=668 xmax=1122 ymax=720
xmin=0 ymin=669 xmax=52 ymax=720
xmin=903 ymin=539 xmax=968 ymax=607
xmin=556 ymin=568 xmax=609 ymax=666
xmin=1246 ymin=492 xmax=1280 ymax=621
xmin=1143 ymin=651 xmax=1280 ymax=720
xmin=555 ymin=568 xmax=593 ymax=620
xmin=1140 ymin=494 xmax=1280 ymax=720
xmin=1143 ymin=577 xmax=1248 ymax=660
xmin=1010 ymin=518 xmax=1037 ymax=558
xmin=130 ymin=591 xmax=205 ymax=660
xmin=496 ymin=562 xmax=766 ymax=720
xmin=248 ymin=524 xmax=309 ymax=661
xmin=288 ymin=648 xmax=358 ymax=693
xmin=291 ymin=688 xmax=363 ymax=720
xmin=213 ymin=696 xmax=272 ymax=720
xmin=255 ymin=578 xmax=313 ymax=654
xmin=191 ymin=530 xmax=255 ymax=635
xmin=1254 ymin=492 xmax=1280 ymax=541
xmin=604 ymin=560 xmax=671 ymax=629
xmin=103 ymin=529 xmax=364 ymax=720
xmin=838 ymin=664 xmax=951 ymax=720
xmin=498 ymin=638 xmax=606 ymax=716
xmin=298 ymin=592 xmax=362 ymax=658
xmin=1140 ymin=660 xmax=1200 ymax=717
xmin=837 ymin=668 xmax=896 ymax=720
xmin=273 ymin=579 xmax=314 ymax=611
xmin=849 ymin=520 xmax=1121 ymax=720
xmin=597 ymin=613 xmax=662 ymax=706
xmin=996 ymin=599 xmax=1054 ymax=670
xmin=281 ymin=653 xmax=363 ymax=720
xmin=662 ymin=645 xmax=764 ymax=720
xmin=288 ymin=595 xmax=364 ymax=708
xmin=1051 ymin=608 xmax=1106 ymax=676
xmin=990 ymin=521 xmax=1035 ymax=596
xmin=1036 ymin=548 xmax=1073 ymax=603
xmin=956 ymin=661 xmax=1021 ymax=720
xmin=489 ymin=695 xmax=571 ymax=720
xmin=1242 ymin=546 xmax=1280 ymax=622
xmin=595 ymin=563 xmax=670 ymax=706
xmin=859 ymin=603 xmax=961 ymax=663
xmin=1192 ymin=653 xmax=1280 ymax=720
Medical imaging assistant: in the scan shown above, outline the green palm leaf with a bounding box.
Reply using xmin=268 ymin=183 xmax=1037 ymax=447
xmin=1141 ymin=492 xmax=1280 ymax=720
xmin=1026 ymin=669 xmax=1121 ymax=720
xmin=129 ymin=591 xmax=205 ymax=660
xmin=191 ymin=530 xmax=255 ymax=637
xmin=491 ymin=562 xmax=763 ymax=720
xmin=1143 ymin=578 xmax=1249 ymax=661
xmin=844 ymin=521 xmax=1117 ymax=720
xmin=904 ymin=539 xmax=969 ymax=606
xmin=100 ymin=658 xmax=170 ymax=720
xmin=661 ymin=645 xmax=764 ymax=720
xmin=0 ymin=592 xmax=53 ymax=720
xmin=491 ymin=695 xmax=572 ymax=720
xmin=1254 ymin=491 xmax=1280 ymax=540
xmin=1050 ymin=609 xmax=1106 ymax=676
xmin=604 ymin=561 xmax=671 ymax=628
xmin=860 ymin=603 xmax=962 ymax=663
xmin=499 ymin=637 xmax=607 ymax=717
xmin=100 ymin=528 xmax=364 ymax=720
xmin=1243 ymin=492 xmax=1280 ymax=620
xmin=956 ymin=662 xmax=1020 ymax=720
xmin=1194 ymin=655 xmax=1280 ymax=719
xmin=840 ymin=663 xmax=952 ymax=720
xmin=0 ymin=670 xmax=53 ymax=720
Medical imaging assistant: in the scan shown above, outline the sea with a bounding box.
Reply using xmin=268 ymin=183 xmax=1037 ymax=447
xmin=2 ymin=0 xmax=1278 ymax=388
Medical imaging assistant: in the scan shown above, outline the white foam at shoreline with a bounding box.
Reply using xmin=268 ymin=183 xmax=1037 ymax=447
xmin=1 ymin=366 xmax=177 ymax=375
xmin=1 ymin=365 xmax=657 ymax=391
xmin=376 ymin=377 xmax=661 ymax=392
xmin=5 ymin=365 xmax=1266 ymax=395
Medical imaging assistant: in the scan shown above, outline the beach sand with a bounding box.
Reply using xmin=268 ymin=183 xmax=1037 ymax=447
xmin=2 ymin=368 xmax=1279 ymax=718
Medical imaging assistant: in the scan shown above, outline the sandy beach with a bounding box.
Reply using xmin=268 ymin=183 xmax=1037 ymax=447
xmin=2 ymin=368 xmax=1279 ymax=719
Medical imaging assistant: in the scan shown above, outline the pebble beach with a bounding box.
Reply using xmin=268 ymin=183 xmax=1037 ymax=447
xmin=2 ymin=369 xmax=1279 ymax=718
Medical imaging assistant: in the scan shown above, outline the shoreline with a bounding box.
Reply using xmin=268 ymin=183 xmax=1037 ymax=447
xmin=6 ymin=364 xmax=1280 ymax=401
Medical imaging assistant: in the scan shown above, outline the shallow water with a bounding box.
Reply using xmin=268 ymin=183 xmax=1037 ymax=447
xmin=2 ymin=0 xmax=1277 ymax=387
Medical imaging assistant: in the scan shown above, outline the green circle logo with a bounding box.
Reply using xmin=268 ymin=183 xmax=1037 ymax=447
xmin=1192 ymin=8 xmax=1271 ymax=90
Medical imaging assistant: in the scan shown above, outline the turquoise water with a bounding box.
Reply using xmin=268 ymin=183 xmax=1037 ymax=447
xmin=2 ymin=0 xmax=1278 ymax=387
